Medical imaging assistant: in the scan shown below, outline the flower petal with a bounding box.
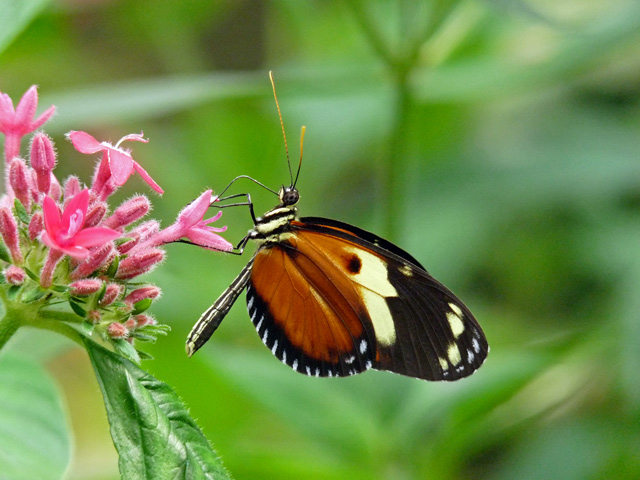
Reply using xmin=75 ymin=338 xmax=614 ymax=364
xmin=107 ymin=149 xmax=134 ymax=185
xmin=178 ymin=190 xmax=212 ymax=227
xmin=61 ymin=189 xmax=89 ymax=229
xmin=0 ymin=92 xmax=15 ymax=119
xmin=60 ymin=245 xmax=90 ymax=259
xmin=73 ymin=227 xmax=120 ymax=248
xmin=132 ymin=161 xmax=164 ymax=194
xmin=42 ymin=196 xmax=61 ymax=236
xmin=14 ymin=85 xmax=38 ymax=129
xmin=186 ymin=228 xmax=233 ymax=251
xmin=67 ymin=131 xmax=104 ymax=154
xmin=31 ymin=105 xmax=56 ymax=130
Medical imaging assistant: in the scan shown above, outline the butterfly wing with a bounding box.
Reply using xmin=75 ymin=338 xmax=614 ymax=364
xmin=247 ymin=217 xmax=488 ymax=381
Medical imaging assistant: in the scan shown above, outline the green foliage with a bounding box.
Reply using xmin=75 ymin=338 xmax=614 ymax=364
xmin=1 ymin=0 xmax=639 ymax=479
xmin=86 ymin=340 xmax=230 ymax=480
xmin=0 ymin=354 xmax=70 ymax=480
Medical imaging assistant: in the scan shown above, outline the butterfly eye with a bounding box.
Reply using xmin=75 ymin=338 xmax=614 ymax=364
xmin=281 ymin=187 xmax=299 ymax=206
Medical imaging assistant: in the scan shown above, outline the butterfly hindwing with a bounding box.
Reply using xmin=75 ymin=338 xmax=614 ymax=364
xmin=247 ymin=237 xmax=377 ymax=377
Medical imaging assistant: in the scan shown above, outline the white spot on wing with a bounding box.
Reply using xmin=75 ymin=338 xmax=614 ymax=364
xmin=446 ymin=311 xmax=465 ymax=339
xmin=359 ymin=340 xmax=368 ymax=354
xmin=306 ymin=366 xmax=311 ymax=376
xmin=365 ymin=360 xmax=372 ymax=370
xmin=247 ymin=295 xmax=254 ymax=312
xmin=439 ymin=357 xmax=449 ymax=371
xmin=472 ymin=337 xmax=481 ymax=354
xmin=255 ymin=315 xmax=263 ymax=330
xmin=271 ymin=340 xmax=278 ymax=355
xmin=448 ymin=343 xmax=462 ymax=365
xmin=262 ymin=329 xmax=268 ymax=343
xmin=467 ymin=349 xmax=475 ymax=364
xmin=344 ymin=246 xmax=397 ymax=347
xmin=345 ymin=355 xmax=356 ymax=364
xmin=399 ymin=265 xmax=413 ymax=277
xmin=448 ymin=302 xmax=463 ymax=317
xmin=292 ymin=359 xmax=298 ymax=371
xmin=361 ymin=290 xmax=396 ymax=346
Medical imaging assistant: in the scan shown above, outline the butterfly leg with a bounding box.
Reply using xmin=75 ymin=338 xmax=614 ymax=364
xmin=186 ymin=256 xmax=256 ymax=356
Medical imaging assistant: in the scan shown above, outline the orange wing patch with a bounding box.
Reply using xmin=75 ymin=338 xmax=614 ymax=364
xmin=250 ymin=235 xmax=373 ymax=366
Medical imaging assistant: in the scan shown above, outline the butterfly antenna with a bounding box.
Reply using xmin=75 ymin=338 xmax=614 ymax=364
xmin=293 ymin=126 xmax=305 ymax=188
xmin=269 ymin=71 xmax=294 ymax=186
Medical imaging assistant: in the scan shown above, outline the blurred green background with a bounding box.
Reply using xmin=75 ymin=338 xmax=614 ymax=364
xmin=1 ymin=0 xmax=640 ymax=479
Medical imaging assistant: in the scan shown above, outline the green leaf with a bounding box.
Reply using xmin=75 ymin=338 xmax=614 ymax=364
xmin=0 ymin=354 xmax=71 ymax=480
xmin=23 ymin=267 xmax=39 ymax=282
xmin=0 ymin=0 xmax=51 ymax=57
xmin=68 ymin=299 xmax=86 ymax=318
xmin=85 ymin=340 xmax=231 ymax=480
xmin=13 ymin=199 xmax=30 ymax=225
xmin=0 ymin=241 xmax=10 ymax=263
xmin=112 ymin=338 xmax=141 ymax=364
xmin=132 ymin=298 xmax=152 ymax=315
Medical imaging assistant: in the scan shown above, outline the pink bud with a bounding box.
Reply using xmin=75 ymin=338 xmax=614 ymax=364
xmin=84 ymin=201 xmax=107 ymax=228
xmin=70 ymin=242 xmax=116 ymax=280
xmin=124 ymin=318 xmax=137 ymax=329
xmin=107 ymin=322 xmax=128 ymax=339
xmin=63 ymin=176 xmax=81 ymax=203
xmin=40 ymin=249 xmax=63 ymax=288
xmin=69 ymin=279 xmax=103 ymax=296
xmin=30 ymin=133 xmax=56 ymax=194
xmin=116 ymin=248 xmax=165 ymax=280
xmin=100 ymin=283 xmax=122 ymax=306
xmin=9 ymin=158 xmax=32 ymax=210
xmin=87 ymin=310 xmax=101 ymax=323
xmin=124 ymin=286 xmax=161 ymax=305
xmin=0 ymin=207 xmax=23 ymax=263
xmin=48 ymin=174 xmax=62 ymax=202
xmin=103 ymin=195 xmax=150 ymax=229
xmin=133 ymin=314 xmax=155 ymax=327
xmin=4 ymin=265 xmax=26 ymax=285
xmin=28 ymin=211 xmax=44 ymax=240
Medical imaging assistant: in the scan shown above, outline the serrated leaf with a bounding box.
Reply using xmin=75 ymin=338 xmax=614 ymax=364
xmin=68 ymin=299 xmax=86 ymax=318
xmin=85 ymin=340 xmax=231 ymax=480
xmin=0 ymin=354 xmax=70 ymax=480
xmin=132 ymin=298 xmax=152 ymax=315
xmin=112 ymin=338 xmax=141 ymax=364
xmin=96 ymin=281 xmax=107 ymax=303
xmin=13 ymin=199 xmax=30 ymax=224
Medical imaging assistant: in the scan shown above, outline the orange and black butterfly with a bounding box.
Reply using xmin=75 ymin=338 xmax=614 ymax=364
xmin=186 ymin=74 xmax=488 ymax=381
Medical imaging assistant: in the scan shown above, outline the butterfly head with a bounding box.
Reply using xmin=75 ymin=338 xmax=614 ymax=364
xmin=279 ymin=185 xmax=300 ymax=207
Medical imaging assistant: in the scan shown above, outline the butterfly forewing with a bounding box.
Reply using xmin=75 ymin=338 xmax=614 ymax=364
xmin=247 ymin=236 xmax=377 ymax=377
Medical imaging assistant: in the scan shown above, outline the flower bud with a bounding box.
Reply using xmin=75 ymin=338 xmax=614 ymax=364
xmin=71 ymin=242 xmax=116 ymax=280
xmin=9 ymin=158 xmax=32 ymax=210
xmin=28 ymin=211 xmax=44 ymax=240
xmin=118 ymin=220 xmax=160 ymax=254
xmin=124 ymin=286 xmax=162 ymax=305
xmin=4 ymin=265 xmax=26 ymax=285
xmin=107 ymin=322 xmax=128 ymax=339
xmin=69 ymin=279 xmax=103 ymax=296
xmin=100 ymin=282 xmax=122 ymax=306
xmin=29 ymin=133 xmax=56 ymax=194
xmin=103 ymin=195 xmax=150 ymax=229
xmin=0 ymin=207 xmax=23 ymax=263
xmin=84 ymin=201 xmax=107 ymax=228
xmin=116 ymin=248 xmax=165 ymax=280
xmin=63 ymin=176 xmax=81 ymax=203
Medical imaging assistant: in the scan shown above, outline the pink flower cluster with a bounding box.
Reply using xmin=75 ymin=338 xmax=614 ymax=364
xmin=0 ymin=85 xmax=232 ymax=356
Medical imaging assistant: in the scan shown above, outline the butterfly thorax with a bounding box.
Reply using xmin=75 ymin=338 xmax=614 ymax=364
xmin=249 ymin=185 xmax=299 ymax=247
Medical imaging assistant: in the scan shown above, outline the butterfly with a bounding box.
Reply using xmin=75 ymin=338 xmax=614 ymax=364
xmin=185 ymin=73 xmax=488 ymax=381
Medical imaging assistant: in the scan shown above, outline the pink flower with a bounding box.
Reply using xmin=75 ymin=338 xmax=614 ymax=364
xmin=67 ymin=131 xmax=163 ymax=194
xmin=144 ymin=190 xmax=232 ymax=251
xmin=0 ymin=86 xmax=56 ymax=163
xmin=40 ymin=188 xmax=120 ymax=259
